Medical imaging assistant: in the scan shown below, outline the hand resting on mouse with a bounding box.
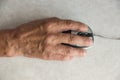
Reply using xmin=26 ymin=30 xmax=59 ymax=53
xmin=0 ymin=17 xmax=93 ymax=61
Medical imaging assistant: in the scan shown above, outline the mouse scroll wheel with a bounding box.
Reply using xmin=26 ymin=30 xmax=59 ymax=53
xmin=71 ymin=31 xmax=93 ymax=37
xmin=77 ymin=32 xmax=92 ymax=37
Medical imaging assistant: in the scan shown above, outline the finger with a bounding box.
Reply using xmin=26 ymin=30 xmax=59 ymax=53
xmin=61 ymin=20 xmax=88 ymax=32
xmin=49 ymin=44 xmax=86 ymax=57
xmin=47 ymin=33 xmax=93 ymax=46
xmin=40 ymin=45 xmax=74 ymax=60
xmin=46 ymin=19 xmax=88 ymax=33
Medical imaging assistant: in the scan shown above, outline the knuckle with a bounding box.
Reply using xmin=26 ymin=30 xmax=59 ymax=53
xmin=45 ymin=22 xmax=56 ymax=31
xmin=46 ymin=22 xmax=52 ymax=27
xmin=45 ymin=22 xmax=52 ymax=30
xmin=45 ymin=34 xmax=55 ymax=44
xmin=47 ymin=34 xmax=55 ymax=39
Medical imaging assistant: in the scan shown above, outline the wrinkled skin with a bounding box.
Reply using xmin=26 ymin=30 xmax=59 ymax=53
xmin=0 ymin=17 xmax=93 ymax=61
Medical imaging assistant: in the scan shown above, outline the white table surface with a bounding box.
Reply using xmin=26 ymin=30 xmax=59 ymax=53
xmin=0 ymin=0 xmax=120 ymax=80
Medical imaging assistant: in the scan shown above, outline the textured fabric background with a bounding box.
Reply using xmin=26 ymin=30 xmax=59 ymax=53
xmin=0 ymin=0 xmax=120 ymax=80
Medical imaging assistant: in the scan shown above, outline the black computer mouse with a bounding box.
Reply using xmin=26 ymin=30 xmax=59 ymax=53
xmin=62 ymin=26 xmax=94 ymax=48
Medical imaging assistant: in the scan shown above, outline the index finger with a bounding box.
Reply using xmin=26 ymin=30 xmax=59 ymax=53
xmin=46 ymin=18 xmax=89 ymax=33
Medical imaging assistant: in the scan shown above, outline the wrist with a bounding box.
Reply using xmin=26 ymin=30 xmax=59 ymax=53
xmin=0 ymin=29 xmax=23 ymax=57
xmin=0 ymin=29 xmax=10 ymax=56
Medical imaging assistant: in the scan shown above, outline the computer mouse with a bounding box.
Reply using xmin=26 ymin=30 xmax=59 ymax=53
xmin=62 ymin=26 xmax=94 ymax=48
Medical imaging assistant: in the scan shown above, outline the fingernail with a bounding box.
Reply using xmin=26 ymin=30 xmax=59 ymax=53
xmin=83 ymin=50 xmax=87 ymax=56
xmin=88 ymin=38 xmax=93 ymax=46
xmin=80 ymin=50 xmax=86 ymax=57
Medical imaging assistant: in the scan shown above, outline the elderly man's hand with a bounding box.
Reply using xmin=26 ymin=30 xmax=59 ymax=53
xmin=2 ymin=17 xmax=93 ymax=61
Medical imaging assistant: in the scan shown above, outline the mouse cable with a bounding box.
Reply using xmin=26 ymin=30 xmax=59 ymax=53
xmin=93 ymin=33 xmax=120 ymax=40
